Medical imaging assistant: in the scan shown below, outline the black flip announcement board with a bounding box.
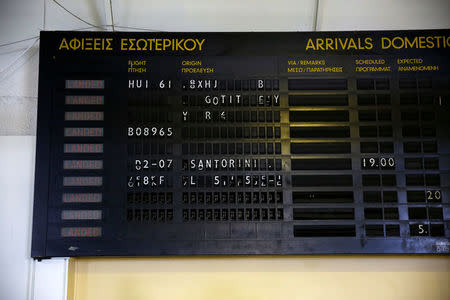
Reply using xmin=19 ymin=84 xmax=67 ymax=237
xmin=32 ymin=30 xmax=450 ymax=257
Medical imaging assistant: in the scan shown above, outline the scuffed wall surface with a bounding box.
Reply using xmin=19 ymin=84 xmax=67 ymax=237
xmin=0 ymin=40 xmax=39 ymax=136
xmin=0 ymin=96 xmax=37 ymax=135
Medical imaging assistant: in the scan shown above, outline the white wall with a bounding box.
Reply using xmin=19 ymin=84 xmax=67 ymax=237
xmin=0 ymin=136 xmax=69 ymax=300
xmin=0 ymin=1 xmax=449 ymax=299
xmin=0 ymin=137 xmax=36 ymax=300
xmin=319 ymin=0 xmax=450 ymax=31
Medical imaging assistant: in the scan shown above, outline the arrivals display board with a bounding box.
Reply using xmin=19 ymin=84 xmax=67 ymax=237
xmin=32 ymin=30 xmax=450 ymax=257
